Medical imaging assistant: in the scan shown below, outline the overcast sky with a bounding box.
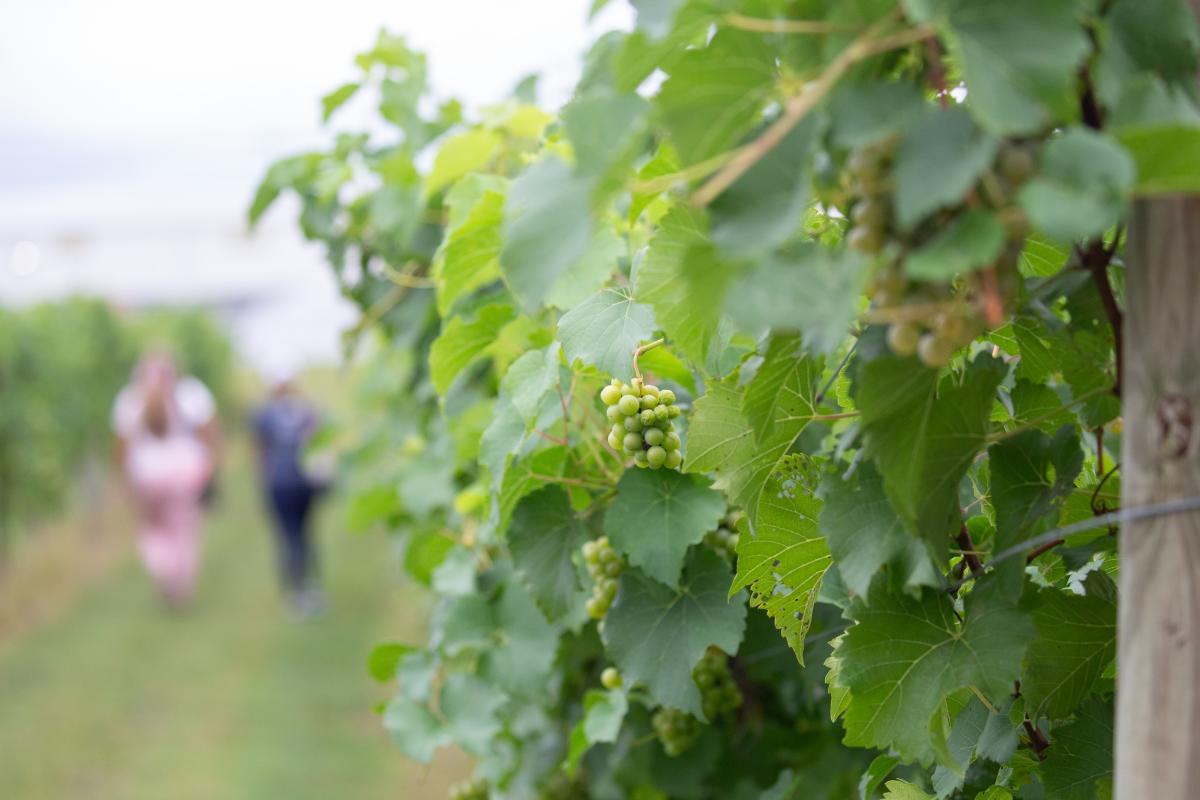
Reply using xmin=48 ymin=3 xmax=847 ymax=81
xmin=0 ymin=0 xmax=631 ymax=232
xmin=0 ymin=0 xmax=632 ymax=369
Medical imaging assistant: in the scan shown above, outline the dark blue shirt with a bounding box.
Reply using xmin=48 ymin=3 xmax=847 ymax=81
xmin=253 ymin=397 xmax=316 ymax=489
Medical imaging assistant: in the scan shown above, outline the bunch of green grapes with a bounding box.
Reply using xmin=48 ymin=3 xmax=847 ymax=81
xmin=652 ymin=707 xmax=702 ymax=757
xmin=694 ymin=648 xmax=742 ymax=722
xmin=843 ymin=136 xmax=1037 ymax=368
xmin=448 ymin=777 xmax=489 ymax=800
xmin=599 ymin=378 xmax=682 ymax=470
xmin=704 ymin=510 xmax=741 ymax=561
xmin=582 ymin=536 xmax=623 ymax=619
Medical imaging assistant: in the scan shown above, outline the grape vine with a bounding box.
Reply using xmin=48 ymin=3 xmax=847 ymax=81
xmin=251 ymin=2 xmax=1200 ymax=798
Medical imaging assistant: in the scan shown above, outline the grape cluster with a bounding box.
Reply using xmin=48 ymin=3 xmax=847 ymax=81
xmin=652 ymin=707 xmax=701 ymax=757
xmin=582 ymin=536 xmax=623 ymax=619
xmin=448 ymin=777 xmax=489 ymax=800
xmin=843 ymin=136 xmax=1037 ymax=368
xmin=694 ymin=648 xmax=742 ymax=722
xmin=599 ymin=378 xmax=682 ymax=470
xmin=704 ymin=510 xmax=741 ymax=562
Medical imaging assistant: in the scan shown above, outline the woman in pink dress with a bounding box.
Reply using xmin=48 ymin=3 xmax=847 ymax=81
xmin=112 ymin=353 xmax=216 ymax=607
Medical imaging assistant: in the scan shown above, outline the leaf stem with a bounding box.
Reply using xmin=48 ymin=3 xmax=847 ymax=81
xmin=529 ymin=473 xmax=612 ymax=491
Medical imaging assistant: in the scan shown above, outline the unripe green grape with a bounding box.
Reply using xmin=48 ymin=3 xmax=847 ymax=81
xmin=642 ymin=385 xmax=659 ymax=399
xmin=604 ymin=560 xmax=622 ymax=578
xmin=606 ymin=404 xmax=621 ymax=422
xmin=886 ymin=321 xmax=921 ymax=356
xmin=586 ymin=597 xmax=606 ymax=619
xmin=631 ymin=377 xmax=644 ymax=394
xmin=917 ymin=333 xmax=955 ymax=368
xmin=582 ymin=540 xmax=598 ymax=561
xmin=847 ymin=149 xmax=883 ymax=181
xmin=847 ymin=225 xmax=885 ymax=254
xmin=654 ymin=404 xmax=669 ymax=422
xmin=935 ymin=310 xmax=973 ymax=346
xmin=618 ymin=394 xmax=640 ymax=416
xmin=607 ymin=432 xmax=621 ymax=450
xmin=640 ymin=394 xmax=657 ymax=410
xmin=620 ymin=384 xmax=636 ymax=397
xmin=634 ymin=451 xmax=649 ymax=468
xmin=600 ymin=384 xmax=622 ymax=406
xmin=646 ymin=446 xmax=667 ymax=468
xmin=665 ymin=450 xmax=682 ymax=469
xmin=623 ymin=432 xmax=643 ymax=452
xmin=611 ymin=423 xmax=625 ymax=440
xmin=623 ymin=416 xmax=643 ymax=433
xmin=643 ymin=427 xmax=665 ymax=446
xmin=640 ymin=409 xmax=656 ymax=425
xmin=667 ymin=405 xmax=681 ymax=419
xmin=601 ymin=667 xmax=623 ymax=690
xmin=658 ymin=389 xmax=676 ymax=406
xmin=663 ymin=432 xmax=681 ymax=452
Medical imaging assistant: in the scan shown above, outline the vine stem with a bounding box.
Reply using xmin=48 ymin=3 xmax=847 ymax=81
xmin=632 ymin=338 xmax=664 ymax=381
xmin=722 ymin=12 xmax=852 ymax=34
xmin=691 ymin=16 xmax=934 ymax=207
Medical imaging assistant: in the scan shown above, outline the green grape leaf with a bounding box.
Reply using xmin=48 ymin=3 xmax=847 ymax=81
xmin=604 ymin=468 xmax=725 ymax=589
xmin=635 ymin=205 xmax=731 ymax=367
xmin=882 ymin=780 xmax=934 ymax=800
xmin=1018 ymin=127 xmax=1136 ymax=243
xmin=1040 ymin=698 xmax=1114 ymax=800
xmin=819 ymin=463 xmax=939 ymax=600
xmin=440 ymin=672 xmax=504 ymax=754
xmin=709 ymin=116 xmax=819 ymax=257
xmin=480 ymin=577 xmax=560 ymax=696
xmin=687 ymin=343 xmax=823 ymax=522
xmin=989 ymin=426 xmax=1083 ymax=597
xmin=563 ymin=88 xmax=650 ymax=178
xmin=829 ymin=80 xmax=926 ymax=150
xmin=367 ymin=642 xmax=414 ymax=683
xmin=857 ymin=351 xmax=1006 ymax=558
xmin=727 ymin=247 xmax=868 ymax=357
xmin=509 ymin=487 xmax=592 ymax=621
xmin=655 ymin=28 xmax=776 ymax=165
xmin=1107 ymin=0 xmax=1200 ymax=89
xmin=558 ymin=287 xmax=657 ymax=378
xmin=383 ymin=696 xmax=446 ymax=763
xmin=904 ymin=210 xmax=1007 ymax=281
xmin=893 ymin=106 xmax=999 ymax=231
xmin=1023 ymin=577 xmax=1117 ymax=720
xmin=603 ymin=550 xmax=747 ymax=717
xmin=975 ymin=788 xmax=1014 ymax=800
xmin=436 ymin=175 xmax=507 ymax=315
xmin=545 ymin=227 xmax=625 ymax=311
xmin=565 ymin=688 xmax=629 ymax=774
xmin=859 ymin=754 xmax=902 ymax=800
xmin=495 ymin=446 xmax=569 ymax=536
xmin=429 ymin=304 xmax=515 ymax=395
xmin=500 ymin=156 xmax=594 ymax=310
xmin=426 ymin=127 xmax=502 ymax=197
xmin=732 ymin=476 xmax=831 ymax=664
xmin=635 ymin=344 xmax=697 ymax=396
xmin=1116 ymin=123 xmax=1200 ymax=194
xmin=320 ymin=81 xmax=360 ymax=122
xmin=944 ymin=0 xmax=1091 ymax=135
xmin=838 ymin=582 xmax=1034 ymax=764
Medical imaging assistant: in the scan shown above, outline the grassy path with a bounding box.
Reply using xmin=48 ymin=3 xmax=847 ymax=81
xmin=0 ymin=445 xmax=465 ymax=800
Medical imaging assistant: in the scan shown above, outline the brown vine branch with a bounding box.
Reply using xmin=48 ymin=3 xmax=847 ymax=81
xmin=955 ymin=524 xmax=985 ymax=575
xmin=1076 ymin=236 xmax=1123 ymax=398
xmin=1025 ymin=537 xmax=1065 ymax=564
xmin=632 ymin=338 xmax=664 ymax=381
xmin=691 ymin=16 xmax=934 ymax=207
xmin=1023 ymin=718 xmax=1051 ymax=760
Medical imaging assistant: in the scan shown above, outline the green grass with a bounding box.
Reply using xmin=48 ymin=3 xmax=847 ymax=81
xmin=0 ymin=444 xmax=466 ymax=800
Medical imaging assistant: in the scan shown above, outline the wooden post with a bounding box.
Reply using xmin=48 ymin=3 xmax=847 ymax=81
xmin=1115 ymin=192 xmax=1200 ymax=794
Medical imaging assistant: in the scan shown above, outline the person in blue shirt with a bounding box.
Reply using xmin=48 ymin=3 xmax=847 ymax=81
xmin=252 ymin=370 xmax=325 ymax=617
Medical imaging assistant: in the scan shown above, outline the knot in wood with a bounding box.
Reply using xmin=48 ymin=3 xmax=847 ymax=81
xmin=1156 ymin=394 xmax=1193 ymax=459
